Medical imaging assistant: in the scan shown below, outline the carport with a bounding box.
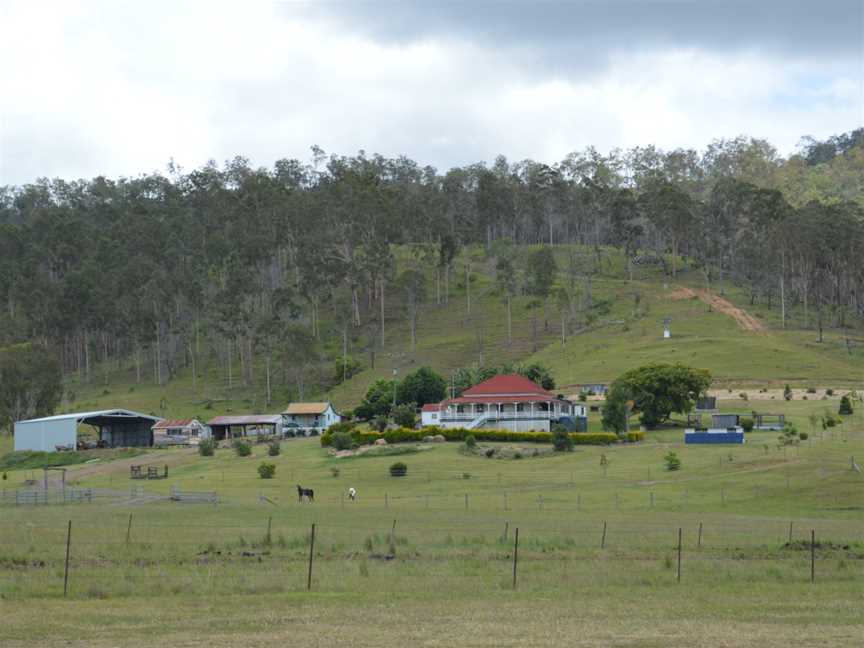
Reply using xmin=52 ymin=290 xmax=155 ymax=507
xmin=14 ymin=409 xmax=164 ymax=452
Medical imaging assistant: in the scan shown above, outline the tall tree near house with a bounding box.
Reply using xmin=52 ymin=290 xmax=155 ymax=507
xmin=397 ymin=268 xmax=426 ymax=352
xmin=525 ymin=246 xmax=558 ymax=331
xmin=0 ymin=343 xmax=62 ymax=432
xmin=437 ymin=234 xmax=458 ymax=305
xmin=495 ymin=254 xmax=518 ymax=346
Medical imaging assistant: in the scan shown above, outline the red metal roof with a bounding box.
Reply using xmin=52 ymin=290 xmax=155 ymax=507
xmin=421 ymin=403 xmax=440 ymax=412
xmin=462 ymin=374 xmax=553 ymax=398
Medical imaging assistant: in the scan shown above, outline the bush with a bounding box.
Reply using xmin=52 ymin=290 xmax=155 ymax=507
xmin=664 ymin=451 xmax=681 ymax=471
xmin=552 ymin=426 xmax=573 ymax=452
xmin=392 ymin=402 xmax=418 ymax=429
xmin=331 ymin=431 xmax=354 ymax=451
xmin=257 ymin=462 xmax=276 ymax=479
xmin=839 ymin=395 xmax=854 ymax=415
xmin=799 ymin=431 xmax=809 ymax=441
xmin=826 ymin=388 xmax=834 ymax=396
xmin=198 ymin=438 xmax=217 ymax=457
xmin=389 ymin=461 xmax=407 ymax=477
xmin=740 ymin=417 xmax=754 ymax=433
xmin=321 ymin=426 xmax=622 ymax=447
xmin=371 ymin=416 xmax=388 ymax=433
xmin=233 ymin=440 xmax=252 ymax=457
xmin=626 ymin=431 xmax=645 ymax=443
xmin=267 ymin=441 xmax=281 ymax=457
xmin=784 ymin=384 xmax=793 ymax=401
xmin=464 ymin=434 xmax=477 ymax=449
xmin=806 ymin=387 xmax=817 ymax=394
xmin=330 ymin=467 xmax=340 ymax=478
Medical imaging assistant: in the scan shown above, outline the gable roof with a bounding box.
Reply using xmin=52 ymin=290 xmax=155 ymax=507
xmin=421 ymin=403 xmax=440 ymax=412
xmin=284 ymin=402 xmax=331 ymax=415
xmin=462 ymin=374 xmax=552 ymax=398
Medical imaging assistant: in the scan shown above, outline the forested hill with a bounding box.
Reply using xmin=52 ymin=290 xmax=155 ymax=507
xmin=0 ymin=131 xmax=862 ymax=419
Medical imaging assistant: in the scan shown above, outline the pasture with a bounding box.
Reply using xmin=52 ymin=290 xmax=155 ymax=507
xmin=1 ymin=398 xmax=863 ymax=647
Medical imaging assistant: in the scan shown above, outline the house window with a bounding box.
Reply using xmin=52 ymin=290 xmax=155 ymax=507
xmin=516 ymin=403 xmax=524 ymax=412
xmin=431 ymin=413 xmax=437 ymax=420
xmin=476 ymin=404 xmax=485 ymax=413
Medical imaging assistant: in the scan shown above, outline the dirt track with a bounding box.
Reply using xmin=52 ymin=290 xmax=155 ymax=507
xmin=670 ymin=287 xmax=766 ymax=333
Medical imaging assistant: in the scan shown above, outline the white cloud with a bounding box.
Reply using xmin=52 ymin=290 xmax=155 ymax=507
xmin=0 ymin=1 xmax=860 ymax=184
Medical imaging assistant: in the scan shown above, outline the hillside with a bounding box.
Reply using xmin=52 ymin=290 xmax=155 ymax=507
xmin=52 ymin=245 xmax=863 ymax=420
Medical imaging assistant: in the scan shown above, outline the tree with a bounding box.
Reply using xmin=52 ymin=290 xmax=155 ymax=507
xmin=552 ymin=425 xmax=573 ymax=452
xmin=0 ymin=343 xmax=62 ymax=432
xmin=495 ymin=254 xmax=518 ymax=346
xmin=838 ymin=395 xmax=853 ymax=416
xmin=396 ymin=367 xmax=446 ymax=407
xmin=392 ymin=402 xmax=418 ymax=428
xmin=525 ymin=246 xmax=558 ymax=330
xmin=603 ymin=363 xmax=711 ymax=431
xmin=520 ymin=363 xmax=555 ymax=390
xmin=354 ymin=379 xmax=398 ymax=420
xmin=397 ymin=268 xmax=426 ymax=351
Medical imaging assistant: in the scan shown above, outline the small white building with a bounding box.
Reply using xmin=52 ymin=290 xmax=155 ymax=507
xmin=421 ymin=403 xmax=441 ymax=427
xmin=283 ymin=402 xmax=341 ymax=434
xmin=151 ymin=418 xmax=209 ymax=445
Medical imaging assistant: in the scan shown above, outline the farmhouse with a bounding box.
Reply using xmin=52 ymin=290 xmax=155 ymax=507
xmin=152 ymin=418 xmax=208 ymax=445
xmin=420 ymin=403 xmax=441 ymax=427
xmin=14 ymin=409 xmax=163 ymax=452
xmin=206 ymin=415 xmax=282 ymax=440
xmin=282 ymin=402 xmax=341 ymax=434
xmin=426 ymin=374 xmax=586 ymax=432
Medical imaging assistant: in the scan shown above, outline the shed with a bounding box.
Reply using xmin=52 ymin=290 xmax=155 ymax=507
xmin=206 ymin=415 xmax=282 ymax=440
xmin=152 ymin=418 xmax=208 ymax=445
xmin=14 ymin=409 xmax=163 ymax=452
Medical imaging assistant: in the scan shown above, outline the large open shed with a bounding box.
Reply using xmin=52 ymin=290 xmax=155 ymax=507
xmin=14 ymin=409 xmax=163 ymax=452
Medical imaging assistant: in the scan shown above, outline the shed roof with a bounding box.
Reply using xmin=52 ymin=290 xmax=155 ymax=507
xmin=152 ymin=418 xmax=201 ymax=430
xmin=284 ymin=402 xmax=331 ymax=415
xmin=207 ymin=415 xmax=282 ymax=426
xmin=17 ymin=409 xmax=162 ymax=424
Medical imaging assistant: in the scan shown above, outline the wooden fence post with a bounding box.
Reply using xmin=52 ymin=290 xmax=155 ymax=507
xmin=601 ymin=521 xmax=607 ymax=549
xmin=63 ymin=520 xmax=72 ymax=597
xmin=125 ymin=513 xmax=133 ymax=545
xmin=266 ymin=516 xmax=272 ymax=545
xmin=307 ymin=523 xmax=316 ymax=591
xmin=464 ymin=493 xmax=468 ymax=510
xmin=677 ymin=527 xmax=682 ymax=583
xmin=788 ymin=521 xmax=793 ymax=544
xmin=697 ymin=522 xmax=702 ymax=549
xmin=503 ymin=521 xmax=509 ymax=542
xmin=512 ymin=528 xmax=519 ymax=589
xmin=810 ymin=529 xmax=815 ymax=583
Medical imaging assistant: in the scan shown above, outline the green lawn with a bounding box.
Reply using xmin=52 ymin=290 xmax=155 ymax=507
xmin=1 ymin=398 xmax=862 ymax=646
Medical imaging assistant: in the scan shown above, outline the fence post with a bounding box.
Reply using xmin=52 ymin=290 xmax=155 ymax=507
xmin=63 ymin=520 xmax=72 ymax=597
xmin=385 ymin=493 xmax=389 ymax=509
xmin=464 ymin=493 xmax=468 ymax=510
xmin=126 ymin=513 xmax=133 ymax=545
xmin=677 ymin=527 xmax=682 ymax=583
xmin=503 ymin=521 xmax=509 ymax=542
xmin=266 ymin=516 xmax=272 ymax=545
xmin=810 ymin=529 xmax=815 ymax=583
xmin=390 ymin=519 xmax=397 ymax=546
xmin=504 ymin=493 xmax=508 ymax=511
xmin=512 ymin=528 xmax=519 ymax=589
xmin=601 ymin=521 xmax=607 ymax=549
xmin=307 ymin=523 xmax=316 ymax=591
xmin=788 ymin=521 xmax=793 ymax=544
xmin=697 ymin=522 xmax=702 ymax=549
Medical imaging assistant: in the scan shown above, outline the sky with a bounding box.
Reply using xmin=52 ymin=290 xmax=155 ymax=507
xmin=1 ymin=0 xmax=862 ymax=185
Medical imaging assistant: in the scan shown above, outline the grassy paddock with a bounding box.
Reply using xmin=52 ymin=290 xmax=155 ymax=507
xmin=1 ymin=398 xmax=862 ymax=646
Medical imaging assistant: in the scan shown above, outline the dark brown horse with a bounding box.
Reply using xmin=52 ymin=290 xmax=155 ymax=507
xmin=297 ymin=484 xmax=314 ymax=502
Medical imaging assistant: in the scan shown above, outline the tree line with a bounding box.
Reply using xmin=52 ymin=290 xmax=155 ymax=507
xmin=0 ymin=130 xmax=861 ymax=414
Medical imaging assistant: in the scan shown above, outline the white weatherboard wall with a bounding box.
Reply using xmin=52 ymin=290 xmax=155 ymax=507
xmin=14 ymin=418 xmax=78 ymax=452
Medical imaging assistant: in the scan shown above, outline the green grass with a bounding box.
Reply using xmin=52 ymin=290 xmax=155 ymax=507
xmin=1 ymin=398 xmax=862 ymax=645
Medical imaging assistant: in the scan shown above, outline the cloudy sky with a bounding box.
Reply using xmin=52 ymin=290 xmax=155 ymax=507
xmin=1 ymin=1 xmax=862 ymax=185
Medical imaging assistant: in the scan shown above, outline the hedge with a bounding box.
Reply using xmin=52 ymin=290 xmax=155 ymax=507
xmin=322 ymin=427 xmax=624 ymax=447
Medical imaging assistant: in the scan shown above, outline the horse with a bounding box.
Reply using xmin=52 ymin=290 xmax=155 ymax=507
xmin=297 ymin=484 xmax=314 ymax=502
xmin=347 ymin=487 xmax=357 ymax=501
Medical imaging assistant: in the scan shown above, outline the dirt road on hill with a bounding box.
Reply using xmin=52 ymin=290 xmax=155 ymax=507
xmin=670 ymin=287 xmax=766 ymax=333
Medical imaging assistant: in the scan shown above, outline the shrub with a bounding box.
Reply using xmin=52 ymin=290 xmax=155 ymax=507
xmin=626 ymin=431 xmax=645 ymax=443
xmin=392 ymin=403 xmax=419 ymax=429
xmin=552 ymin=426 xmax=573 ymax=452
xmin=839 ymin=395 xmax=854 ymax=415
xmin=462 ymin=472 xmax=471 ymax=480
xmin=664 ymin=451 xmax=681 ymax=471
xmin=783 ymin=384 xmax=793 ymax=401
xmin=389 ymin=461 xmax=407 ymax=477
xmin=257 ymin=462 xmax=276 ymax=479
xmin=739 ymin=392 xmax=748 ymax=401
xmin=740 ymin=417 xmax=754 ymax=433
xmin=826 ymin=388 xmax=834 ymax=396
xmin=484 ymin=448 xmax=496 ymax=458
xmin=371 ymin=416 xmax=388 ymax=433
xmin=806 ymin=387 xmax=817 ymax=394
xmin=320 ymin=427 xmax=621 ymax=447
xmin=464 ymin=434 xmax=477 ymax=449
xmin=331 ymin=431 xmax=354 ymax=451
xmin=267 ymin=441 xmax=281 ymax=457
xmin=198 ymin=438 xmax=217 ymax=457
xmin=799 ymin=431 xmax=809 ymax=441
xmin=309 ymin=429 xmax=320 ymax=436
xmin=233 ymin=440 xmax=252 ymax=457
xmin=330 ymin=467 xmax=340 ymax=478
